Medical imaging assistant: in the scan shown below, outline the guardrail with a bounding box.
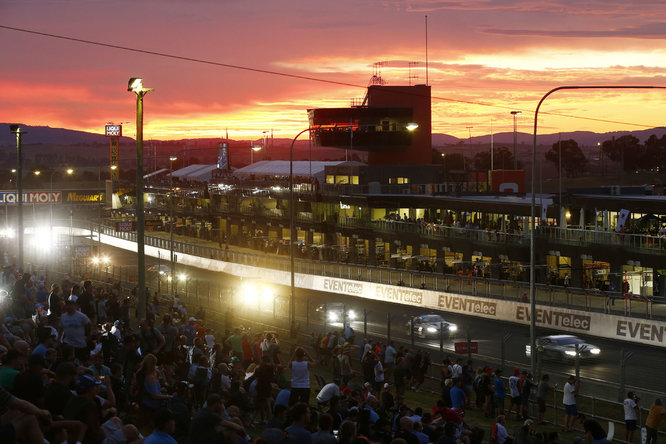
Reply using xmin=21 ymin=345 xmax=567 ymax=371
xmin=92 ymin=221 xmax=664 ymax=321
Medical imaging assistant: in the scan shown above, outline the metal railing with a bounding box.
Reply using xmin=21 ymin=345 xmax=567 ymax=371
xmin=90 ymin=221 xmax=664 ymax=321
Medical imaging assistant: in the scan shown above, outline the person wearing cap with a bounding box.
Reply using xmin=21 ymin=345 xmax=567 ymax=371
xmin=59 ymin=297 xmax=91 ymax=363
xmin=63 ymin=373 xmax=106 ymax=443
xmin=381 ymin=382 xmax=395 ymax=414
xmin=32 ymin=326 xmax=56 ymax=358
xmin=144 ymin=408 xmax=178 ymax=444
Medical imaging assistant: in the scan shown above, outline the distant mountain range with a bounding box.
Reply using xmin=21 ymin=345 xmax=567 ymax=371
xmin=2 ymin=123 xmax=665 ymax=148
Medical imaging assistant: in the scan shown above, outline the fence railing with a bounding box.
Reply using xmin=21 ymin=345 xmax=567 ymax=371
xmin=88 ymin=221 xmax=664 ymax=322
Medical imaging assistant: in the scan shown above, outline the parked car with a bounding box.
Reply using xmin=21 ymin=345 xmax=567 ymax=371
xmin=406 ymin=314 xmax=458 ymax=339
xmin=525 ymin=334 xmax=601 ymax=361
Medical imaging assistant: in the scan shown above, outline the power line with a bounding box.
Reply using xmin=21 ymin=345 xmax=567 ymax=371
xmin=0 ymin=24 xmax=663 ymax=129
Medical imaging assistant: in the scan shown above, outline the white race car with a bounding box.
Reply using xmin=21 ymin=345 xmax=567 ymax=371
xmin=525 ymin=335 xmax=601 ymax=361
xmin=406 ymin=314 xmax=458 ymax=339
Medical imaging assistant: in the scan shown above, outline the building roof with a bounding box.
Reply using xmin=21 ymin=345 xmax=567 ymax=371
xmin=143 ymin=168 xmax=170 ymax=179
xmin=234 ymin=160 xmax=361 ymax=177
xmin=170 ymin=164 xmax=219 ymax=182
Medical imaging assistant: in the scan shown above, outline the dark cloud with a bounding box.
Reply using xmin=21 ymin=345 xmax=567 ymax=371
xmin=482 ymin=22 xmax=666 ymax=39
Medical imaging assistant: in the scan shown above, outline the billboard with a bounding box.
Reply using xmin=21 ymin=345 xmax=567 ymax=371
xmin=0 ymin=191 xmax=62 ymax=204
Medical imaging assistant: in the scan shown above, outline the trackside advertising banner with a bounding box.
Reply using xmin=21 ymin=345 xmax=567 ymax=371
xmin=92 ymin=229 xmax=666 ymax=349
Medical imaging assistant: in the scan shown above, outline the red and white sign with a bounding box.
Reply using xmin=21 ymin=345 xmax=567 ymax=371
xmin=454 ymin=341 xmax=479 ymax=354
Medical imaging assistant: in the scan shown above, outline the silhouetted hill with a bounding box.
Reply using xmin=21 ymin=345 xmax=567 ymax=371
xmin=0 ymin=123 xmax=136 ymax=146
xmin=2 ymin=123 xmax=665 ymax=153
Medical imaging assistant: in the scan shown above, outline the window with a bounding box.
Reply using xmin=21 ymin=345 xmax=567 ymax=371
xmin=389 ymin=177 xmax=410 ymax=184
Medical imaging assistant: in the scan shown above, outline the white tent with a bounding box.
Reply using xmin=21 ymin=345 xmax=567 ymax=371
xmin=170 ymin=164 xmax=219 ymax=182
xmin=234 ymin=160 xmax=361 ymax=183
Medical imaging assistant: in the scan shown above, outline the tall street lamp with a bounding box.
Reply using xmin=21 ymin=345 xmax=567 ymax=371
xmin=530 ymin=84 xmax=665 ymax=379
xmin=169 ymin=156 xmax=177 ymax=293
xmin=250 ymin=145 xmax=262 ymax=164
xmin=9 ymin=125 xmax=25 ymax=271
xmin=128 ymin=77 xmax=154 ymax=320
xmin=510 ymin=111 xmax=522 ymax=170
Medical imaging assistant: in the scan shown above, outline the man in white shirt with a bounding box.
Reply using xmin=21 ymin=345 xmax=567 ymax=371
xmin=315 ymin=379 xmax=341 ymax=405
xmin=507 ymin=368 xmax=522 ymax=419
xmin=562 ymin=375 xmax=579 ymax=432
xmin=58 ymin=299 xmax=91 ymax=363
xmin=623 ymin=392 xmax=639 ymax=444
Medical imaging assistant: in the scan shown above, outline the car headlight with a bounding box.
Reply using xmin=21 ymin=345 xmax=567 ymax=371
xmin=565 ymin=350 xmax=577 ymax=357
xmin=426 ymin=327 xmax=438 ymax=333
xmin=328 ymin=312 xmax=339 ymax=322
xmin=590 ymin=348 xmax=601 ymax=355
xmin=347 ymin=310 xmax=356 ymax=321
xmin=448 ymin=325 xmax=458 ymax=332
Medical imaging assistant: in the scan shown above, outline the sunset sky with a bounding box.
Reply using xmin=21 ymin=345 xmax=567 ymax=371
xmin=2 ymin=0 xmax=666 ymax=142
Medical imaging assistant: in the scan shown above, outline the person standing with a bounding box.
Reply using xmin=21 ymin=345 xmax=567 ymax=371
xmin=563 ymin=375 xmax=580 ymax=432
xmin=58 ymin=299 xmax=91 ymax=363
xmin=623 ymin=392 xmax=639 ymax=444
xmin=494 ymin=369 xmax=506 ymax=415
xmin=645 ymin=398 xmax=666 ymax=444
xmin=289 ymin=347 xmax=314 ymax=405
xmin=507 ymin=368 xmax=521 ymax=419
xmin=384 ymin=341 xmax=397 ymax=383
xmin=536 ymin=374 xmax=556 ymax=424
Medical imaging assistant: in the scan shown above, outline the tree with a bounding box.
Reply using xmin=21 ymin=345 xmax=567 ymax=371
xmin=444 ymin=153 xmax=469 ymax=171
xmin=544 ymin=139 xmax=587 ymax=177
xmin=474 ymin=146 xmax=518 ymax=171
xmin=601 ymin=135 xmax=642 ymax=172
xmin=643 ymin=134 xmax=666 ymax=171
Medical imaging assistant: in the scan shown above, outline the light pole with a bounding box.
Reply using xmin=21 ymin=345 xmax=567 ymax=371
xmin=511 ymin=111 xmax=522 ymax=170
xmin=530 ymin=84 xmax=666 ymax=379
xmin=9 ymin=125 xmax=25 ymax=271
xmin=288 ymin=122 xmax=418 ymax=337
xmin=50 ymin=168 xmax=73 ymax=230
xmin=250 ymin=145 xmax=262 ymax=164
xmin=128 ymin=77 xmax=154 ymax=320
xmin=169 ymin=156 xmax=177 ymax=293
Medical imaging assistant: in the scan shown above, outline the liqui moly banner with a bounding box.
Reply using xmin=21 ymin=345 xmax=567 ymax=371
xmin=0 ymin=191 xmax=62 ymax=204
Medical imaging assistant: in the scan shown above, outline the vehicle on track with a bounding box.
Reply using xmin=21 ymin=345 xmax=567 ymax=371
xmin=525 ymin=334 xmax=601 ymax=361
xmin=406 ymin=314 xmax=458 ymax=339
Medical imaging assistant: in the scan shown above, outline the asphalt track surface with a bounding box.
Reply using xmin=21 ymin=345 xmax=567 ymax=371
xmin=100 ymin=243 xmax=665 ymax=403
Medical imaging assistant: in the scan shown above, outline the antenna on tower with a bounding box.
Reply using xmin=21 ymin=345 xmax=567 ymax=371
xmin=408 ymin=61 xmax=420 ymax=86
xmin=368 ymin=61 xmax=387 ymax=86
